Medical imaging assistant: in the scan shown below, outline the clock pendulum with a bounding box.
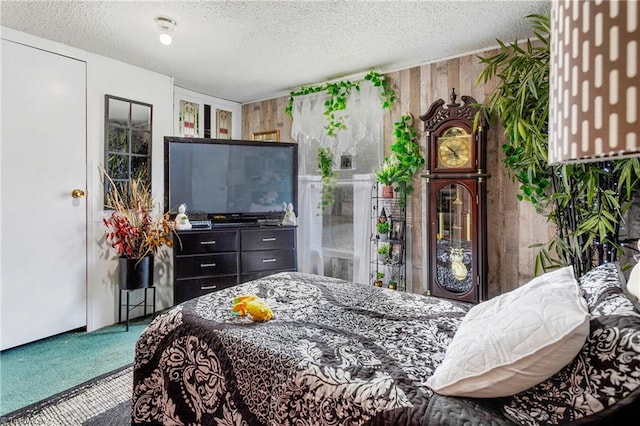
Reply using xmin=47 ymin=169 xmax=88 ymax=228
xmin=450 ymin=188 xmax=468 ymax=281
xmin=450 ymin=248 xmax=467 ymax=281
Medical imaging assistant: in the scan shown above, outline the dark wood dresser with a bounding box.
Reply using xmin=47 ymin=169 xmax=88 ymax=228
xmin=172 ymin=225 xmax=297 ymax=304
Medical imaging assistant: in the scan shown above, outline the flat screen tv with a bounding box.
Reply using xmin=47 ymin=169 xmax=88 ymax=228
xmin=164 ymin=137 xmax=298 ymax=223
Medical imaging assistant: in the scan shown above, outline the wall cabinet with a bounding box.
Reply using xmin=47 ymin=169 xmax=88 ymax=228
xmin=173 ymin=226 xmax=297 ymax=304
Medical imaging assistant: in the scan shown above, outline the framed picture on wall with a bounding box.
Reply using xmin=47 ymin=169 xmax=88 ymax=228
xmin=216 ymin=109 xmax=232 ymax=139
xmin=391 ymin=219 xmax=405 ymax=240
xmin=252 ymin=130 xmax=280 ymax=142
xmin=390 ymin=243 xmax=403 ymax=265
xmin=179 ymin=100 xmax=199 ymax=137
xmin=340 ymin=155 xmax=352 ymax=169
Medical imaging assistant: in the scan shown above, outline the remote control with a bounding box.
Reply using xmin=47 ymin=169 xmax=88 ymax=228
xmin=190 ymin=220 xmax=212 ymax=228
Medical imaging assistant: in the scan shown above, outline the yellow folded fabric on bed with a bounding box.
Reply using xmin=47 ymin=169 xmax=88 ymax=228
xmin=232 ymin=294 xmax=274 ymax=322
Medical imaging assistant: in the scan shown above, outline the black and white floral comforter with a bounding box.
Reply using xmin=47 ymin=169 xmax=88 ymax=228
xmin=131 ymin=272 xmax=477 ymax=425
xmin=131 ymin=267 xmax=640 ymax=425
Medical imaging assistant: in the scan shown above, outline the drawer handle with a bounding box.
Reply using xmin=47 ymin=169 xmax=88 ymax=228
xmin=201 ymin=285 xmax=217 ymax=290
xmin=200 ymin=241 xmax=216 ymax=245
xmin=262 ymin=237 xmax=276 ymax=242
xmin=262 ymin=258 xmax=277 ymax=263
xmin=200 ymin=263 xmax=217 ymax=268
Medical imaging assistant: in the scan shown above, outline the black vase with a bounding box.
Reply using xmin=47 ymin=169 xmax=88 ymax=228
xmin=119 ymin=256 xmax=153 ymax=290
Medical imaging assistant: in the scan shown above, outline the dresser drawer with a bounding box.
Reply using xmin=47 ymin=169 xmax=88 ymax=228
xmin=175 ymin=253 xmax=238 ymax=279
xmin=241 ymin=249 xmax=296 ymax=273
xmin=241 ymin=269 xmax=293 ymax=284
xmin=241 ymin=228 xmax=295 ymax=251
xmin=174 ymin=276 xmax=238 ymax=304
xmin=175 ymin=231 xmax=238 ymax=255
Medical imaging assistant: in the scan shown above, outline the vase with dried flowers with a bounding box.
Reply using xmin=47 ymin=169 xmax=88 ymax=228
xmin=102 ymin=171 xmax=175 ymax=290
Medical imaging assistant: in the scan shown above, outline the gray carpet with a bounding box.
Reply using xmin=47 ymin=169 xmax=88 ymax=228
xmin=0 ymin=365 xmax=132 ymax=425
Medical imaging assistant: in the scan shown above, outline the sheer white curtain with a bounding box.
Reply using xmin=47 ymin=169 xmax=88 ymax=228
xmin=291 ymin=81 xmax=383 ymax=175
xmin=297 ymin=175 xmax=324 ymax=275
xmin=353 ymin=174 xmax=375 ymax=284
xmin=291 ymin=80 xmax=382 ymax=283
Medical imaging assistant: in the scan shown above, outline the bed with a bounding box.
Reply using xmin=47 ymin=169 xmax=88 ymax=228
xmin=132 ymin=264 xmax=640 ymax=425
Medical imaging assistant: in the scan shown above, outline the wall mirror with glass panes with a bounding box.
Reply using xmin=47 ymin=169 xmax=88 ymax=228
xmin=104 ymin=95 xmax=153 ymax=205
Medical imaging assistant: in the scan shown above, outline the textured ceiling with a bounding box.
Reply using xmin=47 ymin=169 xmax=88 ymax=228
xmin=0 ymin=0 xmax=550 ymax=103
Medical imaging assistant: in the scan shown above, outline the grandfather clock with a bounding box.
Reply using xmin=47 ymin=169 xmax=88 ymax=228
xmin=419 ymin=89 xmax=488 ymax=303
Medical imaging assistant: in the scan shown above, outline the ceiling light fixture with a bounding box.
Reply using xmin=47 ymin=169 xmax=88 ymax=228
xmin=156 ymin=16 xmax=177 ymax=46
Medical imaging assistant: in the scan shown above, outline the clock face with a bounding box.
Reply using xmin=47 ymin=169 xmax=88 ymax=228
xmin=436 ymin=127 xmax=472 ymax=169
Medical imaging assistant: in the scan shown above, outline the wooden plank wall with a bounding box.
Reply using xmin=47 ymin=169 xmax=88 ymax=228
xmin=242 ymin=48 xmax=555 ymax=298
xmin=242 ymin=97 xmax=294 ymax=142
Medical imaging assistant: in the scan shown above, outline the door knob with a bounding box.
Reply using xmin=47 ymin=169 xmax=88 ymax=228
xmin=71 ymin=189 xmax=86 ymax=199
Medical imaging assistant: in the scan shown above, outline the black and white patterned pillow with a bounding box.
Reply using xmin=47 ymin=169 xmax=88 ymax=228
xmin=579 ymin=263 xmax=640 ymax=317
xmin=500 ymin=263 xmax=640 ymax=425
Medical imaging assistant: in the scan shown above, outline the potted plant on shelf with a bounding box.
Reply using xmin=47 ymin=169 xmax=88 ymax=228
xmin=375 ymin=157 xmax=403 ymax=198
xmin=102 ymin=171 xmax=175 ymax=290
xmin=377 ymin=243 xmax=391 ymax=263
xmin=373 ymin=271 xmax=385 ymax=287
xmin=387 ymin=279 xmax=398 ymax=290
xmin=376 ymin=220 xmax=390 ymax=240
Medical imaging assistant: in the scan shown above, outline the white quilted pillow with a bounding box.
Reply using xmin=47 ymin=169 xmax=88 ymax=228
xmin=627 ymin=261 xmax=640 ymax=302
xmin=427 ymin=266 xmax=589 ymax=398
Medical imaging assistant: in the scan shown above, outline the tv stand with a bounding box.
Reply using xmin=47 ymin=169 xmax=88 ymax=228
xmin=172 ymin=224 xmax=297 ymax=304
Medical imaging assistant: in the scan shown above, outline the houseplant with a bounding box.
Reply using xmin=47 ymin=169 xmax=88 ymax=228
xmin=375 ymin=157 xmax=404 ymax=198
xmin=373 ymin=271 xmax=385 ymax=287
xmin=476 ymin=13 xmax=640 ymax=275
xmin=376 ymin=220 xmax=390 ymax=240
xmin=377 ymin=243 xmax=391 ymax=263
xmin=102 ymin=171 xmax=175 ymax=289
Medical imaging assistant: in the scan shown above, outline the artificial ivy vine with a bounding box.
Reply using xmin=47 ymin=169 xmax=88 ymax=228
xmin=317 ymin=147 xmax=337 ymax=212
xmin=363 ymin=71 xmax=396 ymax=109
xmin=286 ymin=71 xmax=395 ymax=137
xmin=389 ymin=114 xmax=425 ymax=196
xmin=286 ymin=71 xmax=396 ymax=212
xmin=374 ymin=114 xmax=425 ymax=205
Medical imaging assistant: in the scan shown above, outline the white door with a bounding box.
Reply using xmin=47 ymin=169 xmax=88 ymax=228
xmin=1 ymin=39 xmax=87 ymax=350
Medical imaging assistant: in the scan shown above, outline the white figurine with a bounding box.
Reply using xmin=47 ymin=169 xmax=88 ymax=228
xmin=282 ymin=202 xmax=297 ymax=226
xmin=175 ymin=203 xmax=192 ymax=230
